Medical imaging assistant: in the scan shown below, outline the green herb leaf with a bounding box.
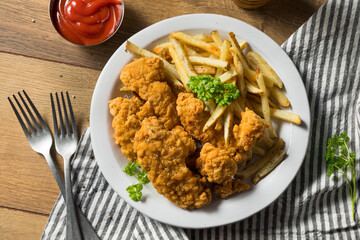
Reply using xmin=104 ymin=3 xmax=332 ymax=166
xmin=136 ymin=170 xmax=150 ymax=184
xmin=187 ymin=75 xmax=239 ymax=106
xmin=123 ymin=162 xmax=138 ymax=176
xmin=126 ymin=183 xmax=143 ymax=201
xmin=325 ymin=131 xmax=357 ymax=220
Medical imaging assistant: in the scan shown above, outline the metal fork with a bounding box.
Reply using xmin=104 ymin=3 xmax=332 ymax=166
xmin=51 ymin=92 xmax=82 ymax=240
xmin=8 ymin=90 xmax=100 ymax=240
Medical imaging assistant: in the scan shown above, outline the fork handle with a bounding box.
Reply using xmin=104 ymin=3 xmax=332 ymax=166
xmin=64 ymin=156 xmax=83 ymax=240
xmin=43 ymin=152 xmax=100 ymax=240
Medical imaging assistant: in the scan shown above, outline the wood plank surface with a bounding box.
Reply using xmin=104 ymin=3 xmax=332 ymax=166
xmin=0 ymin=0 xmax=326 ymax=238
xmin=0 ymin=52 xmax=99 ymax=214
xmin=0 ymin=207 xmax=48 ymax=240
xmin=0 ymin=0 xmax=325 ymax=70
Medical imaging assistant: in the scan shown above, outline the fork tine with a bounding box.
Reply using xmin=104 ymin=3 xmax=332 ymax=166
xmin=55 ymin=92 xmax=65 ymax=136
xmin=50 ymin=93 xmax=59 ymax=136
xmin=8 ymin=96 xmax=30 ymax=138
xmin=61 ymin=92 xmax=71 ymax=136
xmin=22 ymin=90 xmax=48 ymax=130
xmin=66 ymin=91 xmax=77 ymax=139
xmin=12 ymin=94 xmax=37 ymax=134
xmin=18 ymin=91 xmax=41 ymax=131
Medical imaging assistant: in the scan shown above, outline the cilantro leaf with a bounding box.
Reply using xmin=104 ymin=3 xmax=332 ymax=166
xmin=126 ymin=183 xmax=143 ymax=201
xmin=187 ymin=75 xmax=239 ymax=106
xmin=325 ymin=131 xmax=357 ymax=220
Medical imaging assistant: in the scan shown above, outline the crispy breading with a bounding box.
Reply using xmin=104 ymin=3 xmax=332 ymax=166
xmin=233 ymin=108 xmax=269 ymax=151
xmin=120 ymin=57 xmax=179 ymax=129
xmin=109 ymin=96 xmax=154 ymax=162
xmin=196 ymin=143 xmax=238 ymax=184
xmin=213 ymin=178 xmax=250 ymax=199
xmin=134 ymin=117 xmax=211 ymax=209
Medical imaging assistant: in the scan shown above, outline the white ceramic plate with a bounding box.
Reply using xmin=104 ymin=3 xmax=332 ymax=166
xmin=90 ymin=14 xmax=310 ymax=229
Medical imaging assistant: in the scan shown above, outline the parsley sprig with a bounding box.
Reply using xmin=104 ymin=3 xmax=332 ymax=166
xmin=187 ymin=75 xmax=239 ymax=106
xmin=325 ymin=131 xmax=357 ymax=220
xmin=123 ymin=162 xmax=149 ymax=201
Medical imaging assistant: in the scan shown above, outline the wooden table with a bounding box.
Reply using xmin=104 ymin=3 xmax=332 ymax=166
xmin=0 ymin=0 xmax=326 ymax=238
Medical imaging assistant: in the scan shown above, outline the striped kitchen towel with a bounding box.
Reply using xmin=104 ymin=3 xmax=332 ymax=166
xmin=42 ymin=0 xmax=360 ymax=239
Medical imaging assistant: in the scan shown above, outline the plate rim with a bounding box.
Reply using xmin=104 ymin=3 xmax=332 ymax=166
xmin=90 ymin=13 xmax=311 ymax=229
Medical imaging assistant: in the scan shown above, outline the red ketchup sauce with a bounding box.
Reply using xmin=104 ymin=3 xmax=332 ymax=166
xmin=54 ymin=0 xmax=123 ymax=45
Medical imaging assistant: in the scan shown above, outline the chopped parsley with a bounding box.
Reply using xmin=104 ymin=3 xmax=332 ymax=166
xmin=123 ymin=162 xmax=149 ymax=201
xmin=187 ymin=75 xmax=239 ymax=106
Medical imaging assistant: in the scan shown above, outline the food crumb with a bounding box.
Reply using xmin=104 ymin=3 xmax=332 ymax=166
xmin=72 ymin=95 xmax=76 ymax=99
xmin=89 ymin=153 xmax=94 ymax=159
xmin=107 ymin=215 xmax=112 ymax=220
xmin=31 ymin=19 xmax=35 ymax=23
xmin=59 ymin=74 xmax=63 ymax=78
xmin=81 ymin=185 xmax=85 ymax=189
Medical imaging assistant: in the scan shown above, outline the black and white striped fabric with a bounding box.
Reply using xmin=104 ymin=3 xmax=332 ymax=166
xmin=42 ymin=0 xmax=360 ymax=239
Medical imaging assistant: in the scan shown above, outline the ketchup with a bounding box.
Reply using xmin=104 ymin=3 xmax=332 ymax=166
xmin=54 ymin=0 xmax=123 ymax=45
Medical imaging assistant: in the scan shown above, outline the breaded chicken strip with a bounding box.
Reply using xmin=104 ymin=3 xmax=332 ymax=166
xmin=176 ymin=92 xmax=219 ymax=144
xmin=213 ymin=178 xmax=250 ymax=199
xmin=109 ymin=96 xmax=154 ymax=162
xmin=120 ymin=57 xmax=179 ymax=129
xmin=134 ymin=117 xmax=211 ymax=209
xmin=196 ymin=143 xmax=237 ymax=184
xmin=233 ymin=108 xmax=269 ymax=151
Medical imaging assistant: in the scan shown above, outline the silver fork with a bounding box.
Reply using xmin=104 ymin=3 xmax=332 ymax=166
xmin=9 ymin=90 xmax=100 ymax=240
xmin=51 ymin=92 xmax=82 ymax=240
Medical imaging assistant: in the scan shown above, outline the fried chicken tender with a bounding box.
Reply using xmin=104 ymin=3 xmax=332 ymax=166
xmin=109 ymin=96 xmax=154 ymax=162
xmin=196 ymin=143 xmax=237 ymax=184
xmin=134 ymin=117 xmax=211 ymax=209
xmin=120 ymin=57 xmax=179 ymax=129
xmin=176 ymin=93 xmax=219 ymax=144
xmin=213 ymin=178 xmax=250 ymax=199
xmin=233 ymin=108 xmax=269 ymax=151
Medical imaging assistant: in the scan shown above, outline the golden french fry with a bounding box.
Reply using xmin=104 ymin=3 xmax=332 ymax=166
xmin=203 ymin=105 xmax=227 ymax=131
xmin=169 ymin=38 xmax=196 ymax=77
xmin=270 ymin=86 xmax=290 ymax=107
xmin=193 ymin=33 xmax=214 ymax=43
xmin=168 ymin=44 xmax=191 ymax=91
xmin=170 ymin=31 xmax=221 ymax=57
xmin=188 ymin=55 xmax=229 ymax=69
xmin=253 ymin=145 xmax=267 ymax=156
xmin=204 ymin=99 xmax=217 ymax=113
xmin=126 ymin=41 xmax=181 ymax=80
xmin=184 ymin=45 xmax=200 ymax=56
xmin=216 ymin=40 xmax=231 ymax=77
xmin=247 ymin=51 xmax=283 ymax=88
xmin=224 ymin=107 xmax=234 ymax=146
xmin=215 ymin=115 xmax=223 ymax=131
xmin=193 ymin=65 xmax=216 ymax=75
xmin=245 ymin=79 xmax=263 ymax=94
xmin=228 ymin=32 xmax=257 ymax=82
xmin=256 ymin=71 xmax=277 ymax=138
xmin=210 ymin=30 xmax=223 ymax=47
xmin=219 ymin=68 xmax=238 ymax=83
xmin=262 ymin=134 xmax=274 ymax=148
xmin=233 ymin=55 xmax=246 ymax=98
xmin=236 ymin=138 xmax=284 ymax=180
xmin=231 ymin=100 xmax=244 ymax=119
xmin=252 ymin=149 xmax=286 ymax=184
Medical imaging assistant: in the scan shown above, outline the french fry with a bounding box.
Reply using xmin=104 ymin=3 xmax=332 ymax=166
xmin=188 ymin=55 xmax=229 ymax=69
xmin=204 ymin=99 xmax=217 ymax=113
xmin=216 ymin=40 xmax=231 ymax=77
xmin=215 ymin=115 xmax=223 ymax=131
xmin=126 ymin=41 xmax=181 ymax=81
xmin=224 ymin=107 xmax=234 ymax=146
xmin=168 ymin=44 xmax=191 ymax=91
xmin=169 ymin=38 xmax=196 ymax=77
xmin=250 ymin=101 xmax=301 ymax=125
xmin=203 ymin=105 xmax=227 ymax=131
xmin=270 ymin=86 xmax=290 ymax=107
xmin=228 ymin=32 xmax=257 ymax=82
xmin=247 ymin=93 xmax=279 ymax=109
xmin=252 ymin=149 xmax=286 ymax=185
xmin=210 ymin=30 xmax=223 ymax=47
xmin=245 ymin=79 xmax=263 ymax=94
xmin=193 ymin=33 xmax=214 ymax=43
xmin=193 ymin=65 xmax=216 ymax=75
xmin=233 ymin=54 xmax=246 ymax=98
xmin=253 ymin=146 xmax=267 ymax=156
xmin=219 ymin=68 xmax=238 ymax=83
xmin=236 ymin=138 xmax=284 ymax=180
xmin=184 ymin=45 xmax=201 ymax=56
xmin=247 ymin=51 xmax=283 ymax=88
xmin=170 ymin=31 xmax=221 ymax=57
xmin=256 ymin=70 xmax=277 ymax=138
xmin=232 ymin=100 xmax=245 ymax=119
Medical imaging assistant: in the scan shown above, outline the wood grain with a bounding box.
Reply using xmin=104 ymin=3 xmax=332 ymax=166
xmin=0 ymin=207 xmax=48 ymax=240
xmin=0 ymin=0 xmax=325 ymax=70
xmin=0 ymin=52 xmax=99 ymax=214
